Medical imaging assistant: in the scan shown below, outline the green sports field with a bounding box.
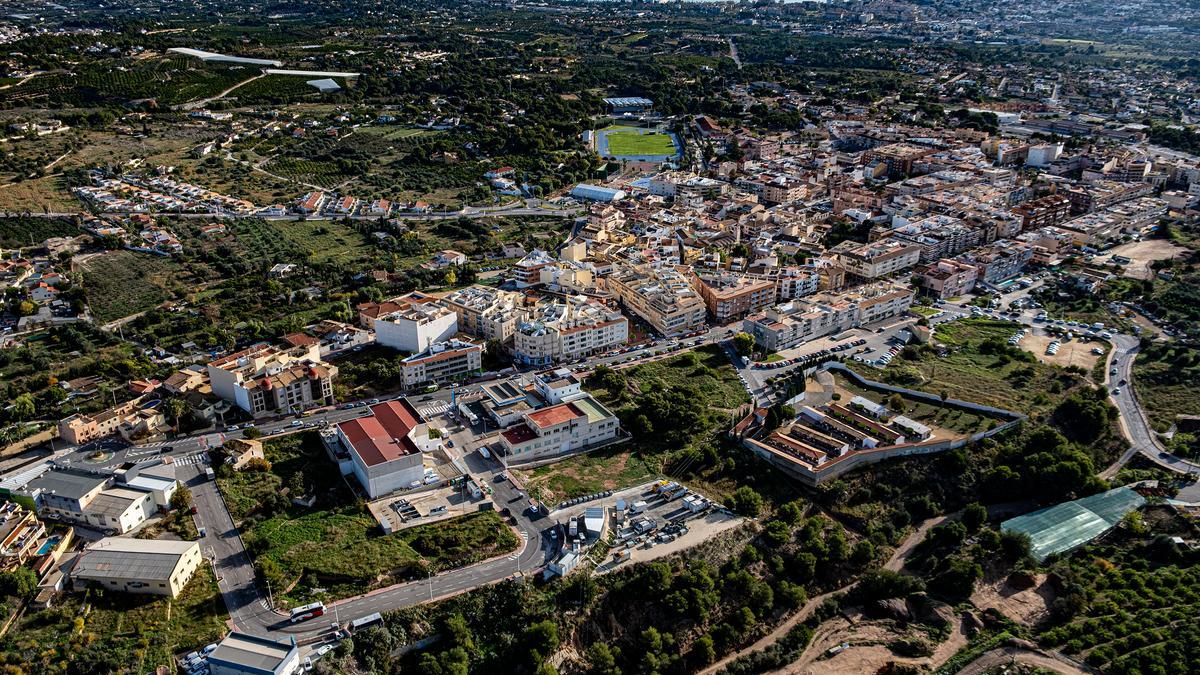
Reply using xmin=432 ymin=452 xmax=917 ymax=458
xmin=600 ymin=126 xmax=678 ymax=156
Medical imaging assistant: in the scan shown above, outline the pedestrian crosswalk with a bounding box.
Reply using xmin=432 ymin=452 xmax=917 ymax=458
xmin=420 ymin=401 xmax=452 ymax=418
xmin=175 ymin=452 xmax=210 ymax=466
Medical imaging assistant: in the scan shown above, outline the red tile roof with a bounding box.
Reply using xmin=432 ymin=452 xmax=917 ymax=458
xmin=338 ymin=400 xmax=425 ymax=467
xmin=526 ymin=402 xmax=584 ymax=429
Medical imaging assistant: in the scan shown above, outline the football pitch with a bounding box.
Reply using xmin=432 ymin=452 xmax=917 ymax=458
xmin=596 ymin=125 xmax=681 ymax=160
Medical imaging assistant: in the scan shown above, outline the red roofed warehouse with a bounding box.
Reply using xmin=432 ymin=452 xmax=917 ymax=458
xmin=335 ymin=400 xmax=430 ymax=497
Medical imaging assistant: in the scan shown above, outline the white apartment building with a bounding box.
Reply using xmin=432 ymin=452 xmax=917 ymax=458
xmin=374 ymin=301 xmax=458 ymax=353
xmin=399 ymin=339 xmax=483 ymax=388
xmin=514 ymin=297 xmax=629 ymax=366
xmin=744 ymin=284 xmax=914 ymax=352
xmin=832 ymin=239 xmax=922 ymax=280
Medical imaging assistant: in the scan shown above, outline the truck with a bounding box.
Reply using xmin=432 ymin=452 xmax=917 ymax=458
xmin=629 ymin=500 xmax=648 ymax=515
xmin=568 ymin=516 xmax=579 ymax=537
xmin=205 ymin=467 xmax=215 ymax=480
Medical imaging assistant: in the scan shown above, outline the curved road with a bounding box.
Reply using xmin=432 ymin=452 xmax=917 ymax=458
xmin=185 ymin=452 xmax=553 ymax=640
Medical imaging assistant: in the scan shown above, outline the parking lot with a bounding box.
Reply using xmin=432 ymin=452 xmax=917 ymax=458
xmin=366 ymin=481 xmax=488 ymax=533
xmin=547 ymin=481 xmax=746 ymax=573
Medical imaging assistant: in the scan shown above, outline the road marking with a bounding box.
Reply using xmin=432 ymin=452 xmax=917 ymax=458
xmin=175 ymin=451 xmax=210 ymax=466
xmin=420 ymin=401 xmax=451 ymax=417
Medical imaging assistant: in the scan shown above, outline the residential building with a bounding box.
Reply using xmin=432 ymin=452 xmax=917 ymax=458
xmin=442 ymin=285 xmax=522 ymax=343
xmin=917 ymin=259 xmax=979 ymax=299
xmin=19 ymin=469 xmax=154 ymax=534
xmin=335 ymin=400 xmax=430 ymax=498
xmin=295 ymin=191 xmax=326 ymax=214
xmin=691 ymin=273 xmax=778 ymax=323
xmin=1063 ymin=181 xmax=1154 ymax=215
xmin=745 ymin=266 xmax=821 ymax=300
xmin=884 ymin=214 xmax=982 ymax=263
xmin=1012 ymin=194 xmax=1071 ymax=229
xmin=374 ymin=299 xmax=458 ymax=353
xmin=72 ymin=538 xmax=201 ymax=598
xmin=0 ymin=503 xmax=46 ymax=571
xmin=207 ymin=343 xmax=337 ymax=417
xmin=958 ymin=241 xmax=1035 ymax=285
xmin=399 ymin=339 xmax=483 ymax=388
xmin=831 ymin=239 xmax=922 ymax=280
xmin=513 ymin=296 xmax=629 ymax=366
xmin=608 ymin=264 xmax=707 ymax=336
xmin=510 ymin=249 xmax=556 ymax=288
xmin=499 ymin=395 xmax=620 ymax=462
xmin=57 ymin=398 xmax=145 ymax=445
xmin=743 ymin=284 xmax=914 ymax=352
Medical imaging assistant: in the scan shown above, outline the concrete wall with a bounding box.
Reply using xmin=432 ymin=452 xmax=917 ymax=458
xmin=744 ymin=363 xmax=1026 ymax=486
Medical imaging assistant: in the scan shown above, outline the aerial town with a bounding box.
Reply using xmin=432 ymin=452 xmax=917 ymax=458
xmin=0 ymin=0 xmax=1199 ymax=674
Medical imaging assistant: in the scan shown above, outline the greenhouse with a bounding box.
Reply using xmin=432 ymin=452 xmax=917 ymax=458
xmin=1001 ymin=486 xmax=1146 ymax=561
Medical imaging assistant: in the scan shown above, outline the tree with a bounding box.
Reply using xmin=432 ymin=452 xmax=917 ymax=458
xmin=170 ymin=483 xmax=192 ymax=511
xmin=728 ymin=486 xmax=763 ymax=518
xmin=11 ymin=393 xmax=35 ymax=421
xmin=963 ymin=503 xmax=987 ymax=533
xmin=732 ymin=332 xmax=755 ymax=356
xmin=888 ymin=393 xmax=905 ymax=411
xmin=242 ymin=427 xmax=263 ymax=440
xmin=693 ymin=635 xmax=716 ymax=665
xmin=586 ymin=643 xmax=620 ymax=675
xmin=0 ymin=568 xmax=37 ymax=597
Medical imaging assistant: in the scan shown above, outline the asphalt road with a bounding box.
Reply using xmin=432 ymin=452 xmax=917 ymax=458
xmin=38 ymin=281 xmax=1200 ymax=642
xmin=213 ymin=453 xmax=553 ymax=640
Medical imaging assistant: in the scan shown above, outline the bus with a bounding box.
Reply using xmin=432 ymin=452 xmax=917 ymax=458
xmin=290 ymin=602 xmax=326 ymax=623
xmin=350 ymin=612 xmax=383 ymax=633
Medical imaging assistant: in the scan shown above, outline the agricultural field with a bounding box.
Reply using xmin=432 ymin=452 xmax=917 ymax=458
xmin=0 ymin=58 xmax=255 ymax=108
xmin=231 ymin=75 xmax=346 ymax=104
xmin=272 ymin=219 xmax=375 ymax=263
xmin=78 ymin=250 xmax=185 ymax=324
xmin=0 ymin=215 xmax=79 ymax=248
xmin=263 ymin=156 xmax=358 ymax=189
xmin=0 ymin=567 xmax=227 ymax=674
xmin=0 ymin=176 xmax=81 ymax=214
xmin=1037 ymin=506 xmax=1200 ymax=675
xmin=219 ymin=433 xmax=519 ymax=604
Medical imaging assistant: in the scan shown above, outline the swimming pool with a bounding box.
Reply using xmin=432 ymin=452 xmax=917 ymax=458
xmin=35 ymin=535 xmax=61 ymax=556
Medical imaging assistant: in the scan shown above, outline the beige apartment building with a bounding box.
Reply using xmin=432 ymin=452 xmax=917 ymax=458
xmin=832 ymin=239 xmax=922 ymax=280
xmin=917 ymin=259 xmax=978 ymax=299
xmin=609 ymin=264 xmax=707 ymax=337
xmin=207 ymin=342 xmax=336 ymax=417
xmin=399 ymin=339 xmax=483 ymax=388
xmin=743 ymin=284 xmax=914 ymax=352
xmin=441 ymin=285 xmax=522 ymax=343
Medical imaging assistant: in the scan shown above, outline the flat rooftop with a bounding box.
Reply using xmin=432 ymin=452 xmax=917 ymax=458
xmin=74 ymin=538 xmax=196 ymax=582
xmin=208 ymin=632 xmax=297 ymax=673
